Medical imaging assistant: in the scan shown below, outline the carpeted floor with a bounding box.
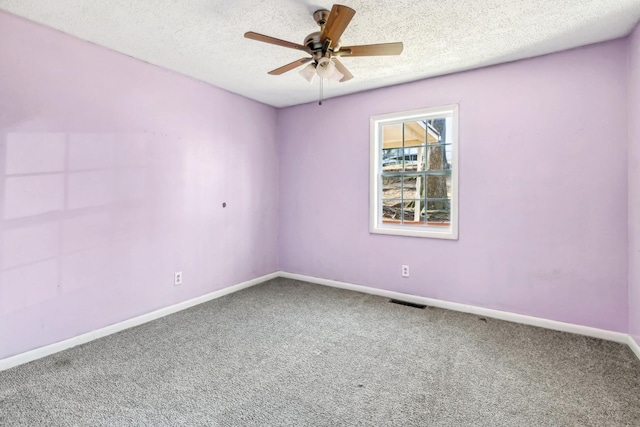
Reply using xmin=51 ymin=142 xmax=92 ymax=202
xmin=1 ymin=278 xmax=639 ymax=426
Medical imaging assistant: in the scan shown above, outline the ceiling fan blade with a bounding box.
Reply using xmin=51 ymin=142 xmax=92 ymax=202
xmin=245 ymin=31 xmax=310 ymax=53
xmin=332 ymin=58 xmax=353 ymax=82
xmin=321 ymin=4 xmax=356 ymax=46
xmin=338 ymin=42 xmax=404 ymax=57
xmin=268 ymin=58 xmax=313 ymax=75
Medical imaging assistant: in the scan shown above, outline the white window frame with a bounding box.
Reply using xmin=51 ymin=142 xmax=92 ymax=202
xmin=370 ymin=104 xmax=459 ymax=239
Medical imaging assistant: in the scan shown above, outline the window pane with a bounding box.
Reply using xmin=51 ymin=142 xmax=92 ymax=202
xmin=402 ymin=200 xmax=426 ymax=225
xmin=402 ymin=175 xmax=425 ymax=200
xmin=382 ymin=124 xmax=403 ymax=150
xmin=403 ymin=121 xmax=425 ymax=172
xmin=382 ymin=176 xmax=402 ymax=200
xmin=445 ymin=144 xmax=453 ymax=169
xmin=426 ymin=199 xmax=451 ymax=225
xmin=402 ymin=147 xmax=427 ymax=172
xmin=382 ymin=199 xmax=402 ymax=222
xmin=382 ymin=148 xmax=403 ymax=172
xmin=403 ymin=121 xmax=426 ymax=148
xmin=426 ymin=119 xmax=445 ymax=144
xmin=426 ymin=174 xmax=448 ymax=200
xmin=419 ymin=147 xmax=427 ymax=172
xmin=425 ymin=144 xmax=449 ymax=172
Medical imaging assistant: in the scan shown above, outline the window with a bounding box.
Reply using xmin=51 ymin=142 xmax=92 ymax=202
xmin=370 ymin=105 xmax=458 ymax=239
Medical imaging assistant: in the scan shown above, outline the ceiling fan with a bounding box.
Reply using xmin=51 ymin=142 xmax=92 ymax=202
xmin=244 ymin=4 xmax=403 ymax=87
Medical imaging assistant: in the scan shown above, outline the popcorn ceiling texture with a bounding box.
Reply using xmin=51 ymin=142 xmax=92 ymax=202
xmin=1 ymin=0 xmax=640 ymax=107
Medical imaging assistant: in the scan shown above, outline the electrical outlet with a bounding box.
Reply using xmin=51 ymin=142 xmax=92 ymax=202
xmin=174 ymin=271 xmax=183 ymax=286
xmin=401 ymin=265 xmax=410 ymax=278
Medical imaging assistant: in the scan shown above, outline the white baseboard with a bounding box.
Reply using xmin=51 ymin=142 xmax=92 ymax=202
xmin=279 ymin=272 xmax=630 ymax=345
xmin=629 ymin=335 xmax=640 ymax=361
xmin=0 ymin=272 xmax=279 ymax=372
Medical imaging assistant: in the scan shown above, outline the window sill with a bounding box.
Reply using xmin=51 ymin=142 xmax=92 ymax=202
xmin=370 ymin=223 xmax=458 ymax=240
xmin=382 ymin=220 xmax=450 ymax=227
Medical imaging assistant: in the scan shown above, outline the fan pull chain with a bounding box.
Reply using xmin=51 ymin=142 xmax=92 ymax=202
xmin=319 ymin=77 xmax=323 ymax=106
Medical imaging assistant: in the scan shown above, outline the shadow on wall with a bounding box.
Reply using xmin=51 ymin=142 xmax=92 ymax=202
xmin=0 ymin=125 xmax=151 ymax=318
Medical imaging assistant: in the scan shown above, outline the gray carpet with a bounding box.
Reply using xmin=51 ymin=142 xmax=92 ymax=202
xmin=1 ymin=278 xmax=639 ymax=426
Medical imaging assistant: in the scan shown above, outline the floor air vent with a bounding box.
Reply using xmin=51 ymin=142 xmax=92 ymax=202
xmin=389 ymin=299 xmax=426 ymax=309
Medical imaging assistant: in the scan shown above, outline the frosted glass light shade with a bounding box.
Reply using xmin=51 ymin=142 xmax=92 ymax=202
xmin=299 ymin=63 xmax=316 ymax=83
xmin=328 ymin=68 xmax=344 ymax=82
xmin=316 ymin=57 xmax=335 ymax=78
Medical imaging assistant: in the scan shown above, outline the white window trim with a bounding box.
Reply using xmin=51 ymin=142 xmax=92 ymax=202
xmin=369 ymin=104 xmax=459 ymax=240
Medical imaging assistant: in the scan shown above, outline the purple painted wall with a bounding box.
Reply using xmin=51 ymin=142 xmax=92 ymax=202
xmin=1 ymin=10 xmax=636 ymax=361
xmin=0 ymin=11 xmax=279 ymax=359
xmin=629 ymin=22 xmax=640 ymax=345
xmin=278 ymin=40 xmax=629 ymax=332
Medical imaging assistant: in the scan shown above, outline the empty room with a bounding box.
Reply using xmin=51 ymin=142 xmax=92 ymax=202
xmin=1 ymin=0 xmax=640 ymax=425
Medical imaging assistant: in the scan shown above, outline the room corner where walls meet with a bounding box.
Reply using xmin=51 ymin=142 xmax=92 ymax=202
xmin=627 ymin=20 xmax=640 ymax=348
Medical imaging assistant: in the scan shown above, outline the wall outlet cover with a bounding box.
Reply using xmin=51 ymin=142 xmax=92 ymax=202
xmin=401 ymin=265 xmax=410 ymax=278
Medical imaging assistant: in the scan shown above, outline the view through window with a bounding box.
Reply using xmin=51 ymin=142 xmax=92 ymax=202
xmin=370 ymin=105 xmax=458 ymax=239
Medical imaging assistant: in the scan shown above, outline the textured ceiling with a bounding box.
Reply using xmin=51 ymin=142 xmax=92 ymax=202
xmin=1 ymin=0 xmax=640 ymax=108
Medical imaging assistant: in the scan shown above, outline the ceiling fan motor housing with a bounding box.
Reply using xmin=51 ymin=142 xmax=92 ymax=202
xmin=308 ymin=8 xmax=333 ymax=57
xmin=304 ymin=32 xmax=323 ymax=53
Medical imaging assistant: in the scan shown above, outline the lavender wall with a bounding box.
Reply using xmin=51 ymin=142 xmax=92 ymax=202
xmin=629 ymin=23 xmax=640 ymax=345
xmin=1 ymin=10 xmax=634 ymax=362
xmin=278 ymin=40 xmax=629 ymax=332
xmin=0 ymin=11 xmax=279 ymax=359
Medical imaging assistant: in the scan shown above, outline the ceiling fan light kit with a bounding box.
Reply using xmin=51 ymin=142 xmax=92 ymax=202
xmin=299 ymin=63 xmax=317 ymax=83
xmin=316 ymin=57 xmax=342 ymax=80
xmin=244 ymin=4 xmax=403 ymax=104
